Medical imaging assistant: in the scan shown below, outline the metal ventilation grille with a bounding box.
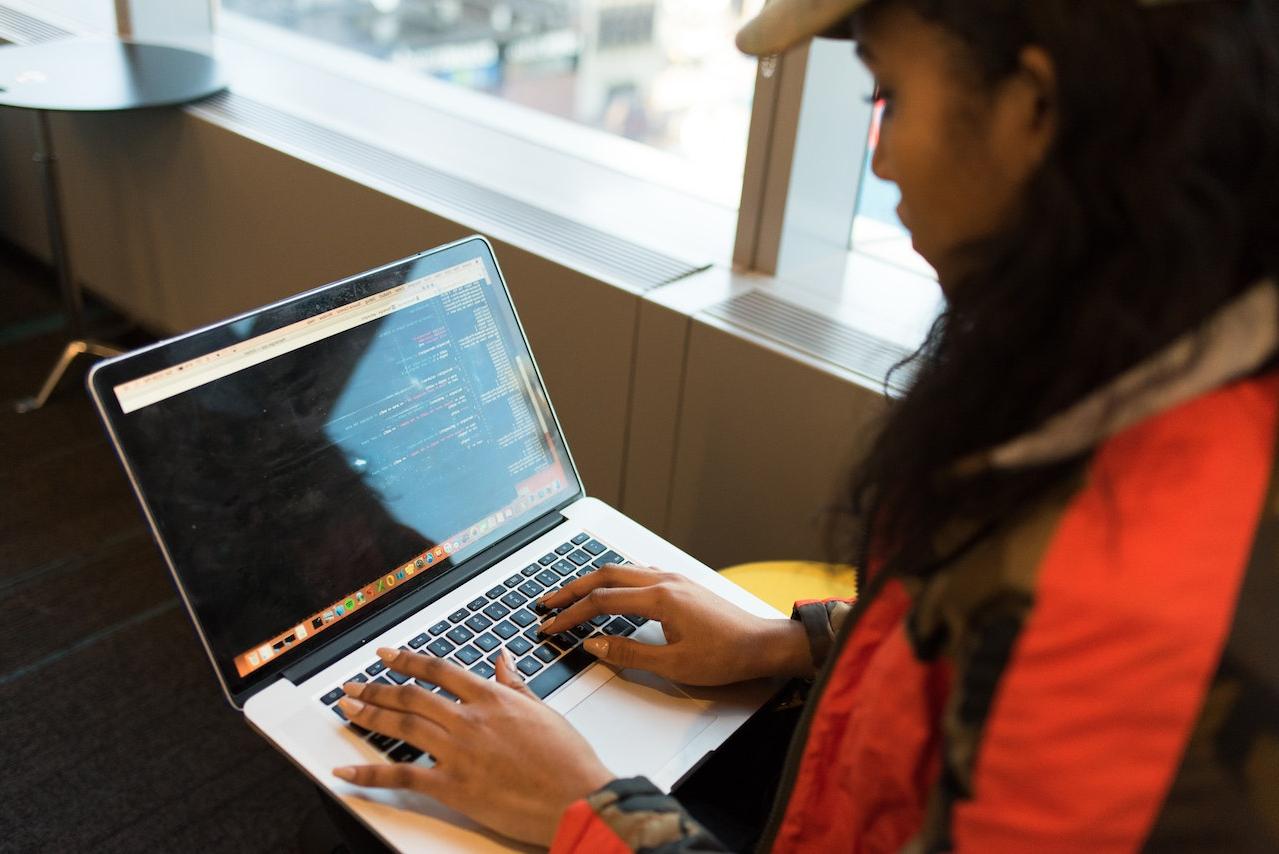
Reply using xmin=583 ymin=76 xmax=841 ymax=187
xmin=703 ymin=289 xmax=919 ymax=395
xmin=0 ymin=6 xmax=72 ymax=44
xmin=190 ymin=91 xmax=704 ymax=291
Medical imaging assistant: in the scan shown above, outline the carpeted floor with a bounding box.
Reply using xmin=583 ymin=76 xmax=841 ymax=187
xmin=0 ymin=247 xmax=323 ymax=852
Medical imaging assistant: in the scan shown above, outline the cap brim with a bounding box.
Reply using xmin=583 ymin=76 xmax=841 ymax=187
xmin=736 ymin=0 xmax=871 ymax=56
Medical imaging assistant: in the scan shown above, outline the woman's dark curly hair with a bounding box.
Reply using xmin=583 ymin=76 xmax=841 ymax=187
xmin=839 ymin=0 xmax=1279 ymax=585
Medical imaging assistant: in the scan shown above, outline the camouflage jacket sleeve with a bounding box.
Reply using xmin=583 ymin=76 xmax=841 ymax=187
xmin=549 ymin=777 xmax=733 ymax=853
xmin=791 ymin=598 xmax=857 ymax=671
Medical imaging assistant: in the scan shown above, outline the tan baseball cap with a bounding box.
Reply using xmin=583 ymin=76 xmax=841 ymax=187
xmin=736 ymin=0 xmax=1209 ymax=57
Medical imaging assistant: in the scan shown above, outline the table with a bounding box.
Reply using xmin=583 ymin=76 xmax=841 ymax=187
xmin=0 ymin=39 xmax=226 ymax=412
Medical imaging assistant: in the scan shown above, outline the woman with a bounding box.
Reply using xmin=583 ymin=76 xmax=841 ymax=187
xmin=330 ymin=0 xmax=1279 ymax=849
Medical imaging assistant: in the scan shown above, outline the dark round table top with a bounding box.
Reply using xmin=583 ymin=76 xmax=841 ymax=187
xmin=0 ymin=39 xmax=226 ymax=112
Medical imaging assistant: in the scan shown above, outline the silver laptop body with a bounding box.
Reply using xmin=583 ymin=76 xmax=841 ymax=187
xmin=89 ymin=236 xmax=779 ymax=852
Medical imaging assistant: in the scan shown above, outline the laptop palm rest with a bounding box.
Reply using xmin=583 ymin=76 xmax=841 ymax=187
xmin=561 ymin=666 xmax=718 ymax=781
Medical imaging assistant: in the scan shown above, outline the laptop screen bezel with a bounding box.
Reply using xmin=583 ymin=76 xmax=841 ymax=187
xmin=87 ymin=235 xmax=585 ymax=706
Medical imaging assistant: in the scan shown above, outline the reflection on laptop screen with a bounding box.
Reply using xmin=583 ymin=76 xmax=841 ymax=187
xmin=110 ymin=245 xmax=576 ymax=682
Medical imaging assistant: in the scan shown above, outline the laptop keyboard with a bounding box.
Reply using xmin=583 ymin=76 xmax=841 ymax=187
xmin=317 ymin=532 xmax=645 ymax=763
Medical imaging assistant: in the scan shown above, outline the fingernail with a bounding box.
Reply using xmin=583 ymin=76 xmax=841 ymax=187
xmin=500 ymin=648 xmax=514 ymax=670
xmin=343 ymin=681 xmax=364 ymax=697
xmin=339 ymin=697 xmax=365 ymax=714
xmin=333 ymin=766 xmax=356 ymax=781
xmin=584 ymin=637 xmax=609 ymax=657
xmin=377 ymin=647 xmax=397 ymax=661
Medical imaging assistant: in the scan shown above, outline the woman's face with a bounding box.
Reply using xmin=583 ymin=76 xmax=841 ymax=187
xmin=856 ymin=6 xmax=1056 ymax=290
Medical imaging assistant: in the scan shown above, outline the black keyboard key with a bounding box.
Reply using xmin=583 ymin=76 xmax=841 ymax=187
xmin=332 ymin=704 xmax=370 ymax=735
xmin=527 ymin=647 xmax=594 ymax=700
xmin=521 ymin=564 xmax=540 ymax=577
xmin=455 ymin=646 xmax=482 ymax=665
xmin=567 ymin=550 xmax=592 ymax=566
xmin=413 ymin=678 xmax=437 ymax=692
xmin=427 ymin=638 xmax=455 ymax=657
xmin=592 ymin=550 xmax=624 ymax=568
xmin=437 ymin=688 xmax=459 ymax=703
xmin=368 ymin=732 xmax=398 ymax=751
xmin=535 ymin=569 xmax=560 ymax=587
xmin=389 ymin=743 xmax=424 ymax=763
xmin=533 ymin=645 xmax=558 ymax=663
xmin=470 ymin=661 xmax=496 ymax=679
xmin=518 ymin=580 xmax=544 ymax=599
xmin=582 ymin=539 xmax=607 ymax=556
xmin=603 ymin=618 xmax=635 ymax=637
xmin=624 ymin=615 xmax=649 ymax=627
xmin=320 ymin=687 xmax=345 ymax=705
xmin=467 ymin=597 xmax=488 ymax=612
xmin=523 ymin=624 xmax=544 ymax=643
xmin=371 ymin=676 xmax=393 ymax=686
xmin=475 ymin=633 xmax=500 ymax=652
xmin=571 ymin=623 xmax=595 ymax=639
xmin=576 ymin=567 xmax=595 ymax=579
xmin=511 ymin=609 xmax=537 ymax=627
xmin=483 ymin=602 xmax=510 ymax=621
xmin=517 ymin=657 xmax=543 ymax=676
xmin=552 ymin=559 xmax=577 ymax=576
xmin=486 ymin=585 xmax=507 ymax=599
xmin=465 ymin=614 xmax=492 ymax=633
xmin=506 ymin=636 xmax=533 ymax=656
xmin=538 ymin=553 xmax=557 ymax=566
xmin=551 ymin=632 xmax=580 ymax=650
xmin=428 ymin=620 xmax=451 ymax=636
xmin=554 ymin=542 xmax=574 ymax=555
xmin=446 ymin=626 xmax=474 ymax=645
xmin=589 ymin=614 xmax=610 ymax=627
xmin=408 ymin=633 xmax=430 ymax=648
xmin=493 ymin=620 xmax=518 ymax=639
xmin=570 ymin=533 xmax=590 ymax=545
xmin=504 ymin=573 xmax=523 ymax=588
xmin=448 ymin=608 xmax=469 ymax=624
xmin=347 ymin=673 xmax=369 ymax=684
xmin=386 ymin=669 xmax=412 ymax=685
xmin=500 ymin=591 xmax=527 ymax=609
xmin=365 ymin=660 xmax=388 ymax=677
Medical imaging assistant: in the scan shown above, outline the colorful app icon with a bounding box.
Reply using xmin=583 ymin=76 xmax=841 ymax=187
xmin=451 ymin=541 xmax=461 ymax=552
xmin=377 ymin=579 xmax=385 ymax=592
xmin=335 ymin=605 xmax=344 ymax=617
xmin=425 ymin=554 xmax=434 ymax=565
xmin=386 ymin=574 xmax=396 ymax=587
xmin=433 ymin=546 xmax=445 ymax=558
xmin=443 ymin=542 xmax=452 ymax=554
xmin=322 ymin=610 xmax=335 ymax=623
xmin=247 ymin=651 xmax=260 ymax=667
xmin=414 ymin=558 xmax=425 ymax=569
xmin=405 ymin=565 xmax=415 ymax=576
xmin=355 ymin=592 xmax=365 ymax=604
xmin=296 ymin=624 xmax=308 ymax=640
xmin=311 ymin=617 xmax=323 ymax=630
xmin=259 ymin=644 xmax=274 ymax=662
xmin=396 ymin=570 xmax=405 ymax=581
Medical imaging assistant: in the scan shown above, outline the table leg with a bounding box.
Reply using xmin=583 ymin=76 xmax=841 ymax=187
xmin=14 ymin=110 xmax=123 ymax=413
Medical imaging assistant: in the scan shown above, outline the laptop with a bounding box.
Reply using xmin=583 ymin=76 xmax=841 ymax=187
xmin=88 ymin=235 xmax=780 ymax=852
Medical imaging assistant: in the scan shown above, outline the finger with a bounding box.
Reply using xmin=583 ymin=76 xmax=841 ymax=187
xmin=582 ymin=635 xmax=668 ymax=672
xmin=333 ymin=761 xmax=441 ymax=793
xmin=541 ymin=585 xmax=663 ymax=635
xmin=538 ymin=564 xmax=662 ymax=611
xmin=338 ymin=696 xmax=454 ymax=758
xmin=343 ymin=676 xmax=462 ymax=730
xmin=374 ymin=648 xmax=489 ymax=703
xmin=494 ymin=648 xmax=537 ymax=700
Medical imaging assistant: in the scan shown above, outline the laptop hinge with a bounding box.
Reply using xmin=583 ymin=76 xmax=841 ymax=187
xmin=280 ymin=510 xmax=569 ymax=687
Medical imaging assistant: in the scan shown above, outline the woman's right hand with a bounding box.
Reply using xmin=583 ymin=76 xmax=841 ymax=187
xmin=536 ymin=564 xmax=815 ymax=686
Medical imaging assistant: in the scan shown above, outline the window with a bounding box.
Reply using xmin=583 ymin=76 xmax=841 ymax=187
xmin=220 ymin=0 xmax=763 ymax=207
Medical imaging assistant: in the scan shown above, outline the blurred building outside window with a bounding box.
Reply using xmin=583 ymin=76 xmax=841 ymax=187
xmin=220 ymin=0 xmax=765 ymax=209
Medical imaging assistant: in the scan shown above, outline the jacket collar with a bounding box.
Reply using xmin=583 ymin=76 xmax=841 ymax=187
xmin=961 ymin=279 xmax=1279 ymax=472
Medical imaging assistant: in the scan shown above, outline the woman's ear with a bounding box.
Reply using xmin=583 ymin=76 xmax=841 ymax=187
xmin=993 ymin=45 xmax=1058 ymax=176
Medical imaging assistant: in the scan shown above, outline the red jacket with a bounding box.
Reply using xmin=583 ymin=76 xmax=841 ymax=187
xmin=552 ymin=284 xmax=1279 ymax=853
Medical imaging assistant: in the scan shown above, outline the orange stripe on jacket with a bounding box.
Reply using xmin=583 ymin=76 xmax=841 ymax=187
xmin=953 ymin=372 xmax=1279 ymax=852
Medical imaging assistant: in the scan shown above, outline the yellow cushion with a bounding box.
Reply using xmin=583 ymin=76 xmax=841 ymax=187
xmin=720 ymin=561 xmax=857 ymax=614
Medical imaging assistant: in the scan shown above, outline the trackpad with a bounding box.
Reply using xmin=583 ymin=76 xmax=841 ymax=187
xmin=566 ymin=668 xmax=718 ymax=780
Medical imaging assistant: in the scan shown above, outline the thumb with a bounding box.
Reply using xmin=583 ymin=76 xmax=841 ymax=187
xmin=583 ymin=635 xmax=662 ymax=671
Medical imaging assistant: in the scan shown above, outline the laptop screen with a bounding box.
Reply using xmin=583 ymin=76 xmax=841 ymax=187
xmin=92 ymin=238 xmax=580 ymax=696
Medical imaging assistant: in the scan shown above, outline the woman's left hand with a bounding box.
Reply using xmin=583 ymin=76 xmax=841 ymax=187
xmin=332 ymin=646 xmax=613 ymax=846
